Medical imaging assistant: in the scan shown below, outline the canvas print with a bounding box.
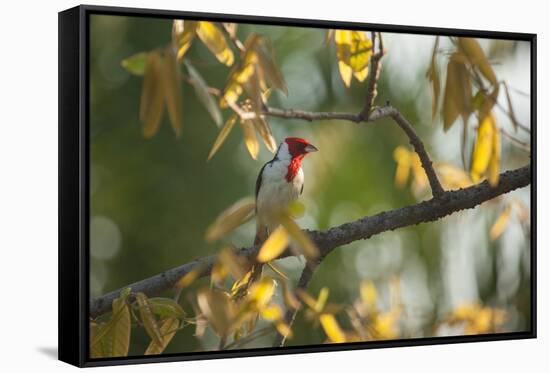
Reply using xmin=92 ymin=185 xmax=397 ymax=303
xmin=88 ymin=14 xmax=532 ymax=358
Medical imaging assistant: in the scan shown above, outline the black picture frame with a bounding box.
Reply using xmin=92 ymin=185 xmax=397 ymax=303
xmin=58 ymin=4 xmax=537 ymax=368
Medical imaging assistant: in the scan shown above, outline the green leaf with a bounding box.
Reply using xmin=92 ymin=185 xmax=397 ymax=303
xmin=240 ymin=119 xmax=260 ymax=160
xmin=109 ymin=297 xmax=131 ymax=357
xmin=144 ymin=318 xmax=180 ymax=355
xmin=458 ymin=37 xmax=497 ymax=86
xmin=425 ymin=37 xmax=440 ymax=121
xmin=161 ymin=48 xmax=183 ymax=138
xmin=442 ymin=52 xmax=472 ymax=131
xmin=257 ymin=225 xmax=290 ymax=263
xmin=255 ymin=45 xmax=288 ymax=95
xmin=172 ymin=20 xmax=197 ymax=61
xmin=185 ymin=61 xmax=223 ymax=127
xmin=205 ymin=197 xmax=255 ymax=242
xmin=196 ymin=288 xmax=236 ymax=337
xmin=135 ymin=292 xmax=163 ymax=347
xmin=140 ymin=52 xmax=165 ymax=138
xmin=207 ymin=114 xmax=238 ymax=161
xmin=148 ymin=297 xmax=186 ymax=319
xmin=196 ymin=22 xmax=234 ymax=66
xmin=90 ymin=292 xmax=131 ymax=358
xmin=278 ymin=213 xmax=319 ymax=260
xmin=121 ymin=52 xmax=149 ymax=75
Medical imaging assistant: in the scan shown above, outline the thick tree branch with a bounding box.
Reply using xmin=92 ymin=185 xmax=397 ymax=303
xmin=90 ymin=165 xmax=530 ymax=318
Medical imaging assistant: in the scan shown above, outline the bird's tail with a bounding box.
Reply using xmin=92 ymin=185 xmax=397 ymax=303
xmin=233 ymin=224 xmax=267 ymax=302
xmin=250 ymin=224 xmax=268 ymax=283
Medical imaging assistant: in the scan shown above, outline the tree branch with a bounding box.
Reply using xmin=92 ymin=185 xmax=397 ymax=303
xmin=370 ymin=105 xmax=445 ymax=198
xmin=263 ymin=106 xmax=362 ymax=123
xmin=360 ymin=32 xmax=385 ymax=120
xmin=90 ymin=164 xmax=530 ymax=318
xmin=262 ymin=104 xmax=445 ymax=199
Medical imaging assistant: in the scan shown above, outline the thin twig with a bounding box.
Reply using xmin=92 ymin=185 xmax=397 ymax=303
xmin=272 ymin=260 xmax=321 ymax=347
xmin=360 ymin=32 xmax=385 ymax=120
xmin=500 ymin=128 xmax=531 ymax=152
xmin=223 ymin=326 xmax=276 ymax=350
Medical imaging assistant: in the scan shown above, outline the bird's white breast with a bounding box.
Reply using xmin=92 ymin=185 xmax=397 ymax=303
xmin=256 ymin=159 xmax=304 ymax=232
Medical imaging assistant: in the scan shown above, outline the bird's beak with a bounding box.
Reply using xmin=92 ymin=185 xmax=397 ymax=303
xmin=304 ymin=144 xmax=318 ymax=153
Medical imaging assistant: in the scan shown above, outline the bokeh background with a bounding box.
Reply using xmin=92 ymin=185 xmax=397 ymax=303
xmin=89 ymin=14 xmax=531 ymax=354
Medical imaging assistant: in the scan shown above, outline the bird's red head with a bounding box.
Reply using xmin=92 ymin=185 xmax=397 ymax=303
xmin=284 ymin=137 xmax=318 ymax=158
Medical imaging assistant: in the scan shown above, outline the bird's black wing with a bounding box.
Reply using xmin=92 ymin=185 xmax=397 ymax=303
xmin=255 ymin=161 xmax=269 ymax=200
xmin=300 ymin=182 xmax=304 ymax=195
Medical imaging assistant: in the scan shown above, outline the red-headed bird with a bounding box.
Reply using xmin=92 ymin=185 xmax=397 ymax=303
xmin=254 ymin=137 xmax=318 ymax=247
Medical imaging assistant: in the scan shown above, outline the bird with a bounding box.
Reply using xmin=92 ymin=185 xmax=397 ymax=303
xmin=251 ymin=137 xmax=318 ymax=278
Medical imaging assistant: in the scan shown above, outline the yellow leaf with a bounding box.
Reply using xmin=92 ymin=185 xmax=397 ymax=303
xmin=411 ymin=154 xmax=429 ymax=193
xmin=210 ymin=262 xmax=228 ymax=285
xmin=287 ymin=200 xmax=306 ymax=218
xmin=205 ymin=197 xmax=255 ymax=242
xmin=220 ymin=35 xmax=261 ymax=106
xmin=260 ymin=304 xmax=283 ymax=321
xmin=334 ymin=30 xmax=372 ymax=87
xmin=278 ymin=213 xmax=319 ymax=259
xmin=197 ymin=288 xmax=236 ymax=337
xmin=490 ymin=204 xmax=512 ymax=240
xmin=257 ymin=225 xmax=290 ymax=263
xmin=148 ymin=297 xmax=186 ymax=319
xmin=320 ymin=314 xmax=346 ymax=343
xmin=274 ymin=321 xmax=293 ymax=339
xmin=254 ymin=46 xmax=288 ymax=95
xmin=393 ymin=146 xmax=412 ymax=188
xmin=230 ymin=269 xmax=252 ymax=298
xmin=249 ymin=277 xmax=276 ymax=308
xmin=315 ymin=287 xmax=330 ymax=313
xmin=90 ymin=322 xmax=104 ymax=358
xmin=172 ymin=20 xmax=197 ymax=61
xmin=121 ymin=51 xmax=148 ymax=76
xmin=252 ymin=116 xmax=277 ymax=153
xmin=458 ymin=38 xmax=497 ymax=85
xmin=426 ymin=37 xmax=440 ymax=121
xmin=185 ymin=61 xmax=223 ymax=127
xmin=435 ymin=163 xmax=472 ymax=189
xmin=222 ymin=23 xmax=238 ymax=38
xmin=135 ymin=293 xmax=163 ymax=347
xmin=218 ymin=247 xmax=247 ymax=280
xmin=296 ymin=289 xmax=318 ymax=311
xmin=360 ymin=281 xmax=377 ymax=310
xmin=281 ymin=281 xmax=301 ymax=310
xmin=175 ymin=267 xmax=202 ymax=289
xmin=471 ymin=112 xmax=497 ymax=183
xmin=140 ymin=52 xmax=165 ymax=138
xmin=443 ymin=52 xmax=472 ymax=131
xmin=373 ymin=310 xmax=400 ymax=339
xmin=161 ymin=48 xmax=183 ymax=138
xmin=196 ymin=22 xmax=234 ymax=66
xmin=488 ymin=119 xmax=501 ymax=186
xmin=145 ymin=318 xmax=180 ymax=355
xmin=208 ymin=114 xmax=238 ymax=161
xmin=109 ymin=298 xmax=131 ymax=357
xmin=240 ymin=119 xmax=260 ymax=160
